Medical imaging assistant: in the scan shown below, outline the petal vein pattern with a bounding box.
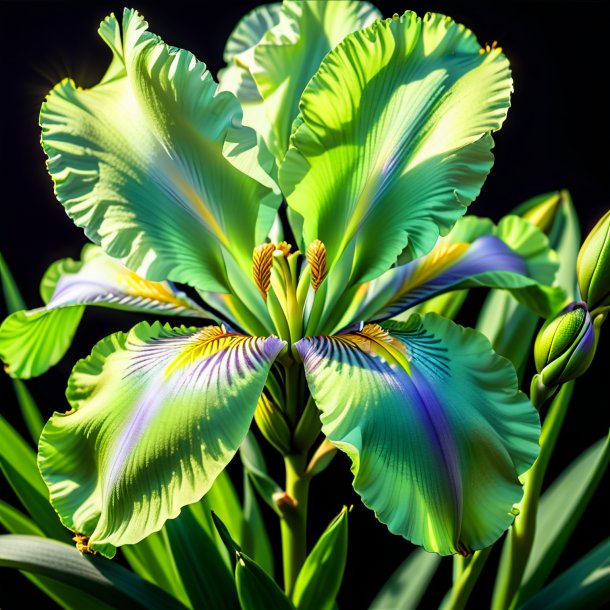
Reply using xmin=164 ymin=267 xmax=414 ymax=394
xmin=40 ymin=9 xmax=278 ymax=294
xmin=280 ymin=11 xmax=513 ymax=285
xmin=296 ymin=315 xmax=539 ymax=555
xmin=38 ymin=321 xmax=285 ymax=556
xmin=0 ymin=245 xmax=213 ymax=379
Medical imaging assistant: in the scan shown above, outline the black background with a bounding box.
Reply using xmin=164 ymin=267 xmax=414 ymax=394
xmin=1 ymin=1 xmax=609 ymax=608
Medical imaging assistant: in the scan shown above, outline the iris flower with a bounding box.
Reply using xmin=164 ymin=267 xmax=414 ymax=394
xmin=0 ymin=3 xmax=561 ymax=559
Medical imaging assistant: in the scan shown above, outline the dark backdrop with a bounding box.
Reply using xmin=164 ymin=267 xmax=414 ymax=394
xmin=1 ymin=2 xmax=609 ymax=608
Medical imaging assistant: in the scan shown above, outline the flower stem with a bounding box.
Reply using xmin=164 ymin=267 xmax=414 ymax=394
xmin=441 ymin=547 xmax=492 ymax=610
xmin=281 ymin=452 xmax=311 ymax=597
xmin=491 ymin=381 xmax=574 ymax=610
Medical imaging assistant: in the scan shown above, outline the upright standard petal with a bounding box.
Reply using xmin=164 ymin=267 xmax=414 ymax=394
xmin=38 ymin=321 xmax=285 ymax=556
xmin=0 ymin=245 xmax=211 ymax=378
xmin=280 ymin=11 xmax=513 ymax=287
xmin=296 ymin=315 xmax=539 ymax=555
xmin=221 ymin=0 xmax=380 ymax=164
xmin=343 ymin=215 xmax=563 ymax=328
xmin=40 ymin=9 xmax=279 ymax=294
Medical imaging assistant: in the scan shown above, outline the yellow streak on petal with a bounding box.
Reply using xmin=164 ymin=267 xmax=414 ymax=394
xmin=337 ymin=323 xmax=411 ymax=374
xmin=165 ymin=168 xmax=230 ymax=248
xmin=163 ymin=326 xmax=245 ymax=378
xmin=116 ymin=269 xmax=188 ymax=308
xmin=400 ymin=241 xmax=470 ymax=294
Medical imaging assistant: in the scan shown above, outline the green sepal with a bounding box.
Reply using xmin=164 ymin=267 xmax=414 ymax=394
xmin=292 ymin=507 xmax=349 ymax=610
xmin=37 ymin=321 xmax=284 ymax=555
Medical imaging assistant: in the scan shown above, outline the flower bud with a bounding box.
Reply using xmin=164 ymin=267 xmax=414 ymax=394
xmin=577 ymin=210 xmax=610 ymax=315
xmin=521 ymin=191 xmax=564 ymax=235
xmin=532 ymin=302 xmax=596 ymax=406
xmin=254 ymin=393 xmax=292 ymax=455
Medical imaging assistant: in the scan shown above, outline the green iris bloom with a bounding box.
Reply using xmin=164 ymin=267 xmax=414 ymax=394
xmin=0 ymin=4 xmax=564 ymax=558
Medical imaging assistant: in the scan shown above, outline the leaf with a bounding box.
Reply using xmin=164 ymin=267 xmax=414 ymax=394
xmin=37 ymin=321 xmax=284 ymax=556
xmin=0 ymin=250 xmax=25 ymax=313
xmin=12 ymin=379 xmax=45 ymax=443
xmin=0 ymin=501 xmax=44 ymax=537
xmin=520 ymin=538 xmax=610 ymax=610
xmin=0 ymin=534 xmax=188 ymax=610
xmin=40 ymin=9 xmax=279 ymax=304
xmin=519 ymin=433 xmax=610 ymax=599
xmin=200 ymin=469 xmax=245 ymax=548
xmin=296 ymin=314 xmax=540 ymax=555
xmin=369 ymin=548 xmax=441 ymax=610
xmin=236 ymin=552 xmax=296 ymax=610
xmin=280 ymin=10 xmax=513 ymax=292
xmin=211 ymin=511 xmax=242 ymax=567
xmin=165 ymin=504 xmax=239 ymax=610
xmin=0 ymin=503 xmax=114 ymax=610
xmin=0 ymin=415 xmax=69 ymax=541
xmin=292 ymin=507 xmax=349 ymax=610
xmin=241 ymin=472 xmax=275 ymax=576
xmin=122 ymin=531 xmax=189 ymax=605
xmin=240 ymin=431 xmax=284 ymax=515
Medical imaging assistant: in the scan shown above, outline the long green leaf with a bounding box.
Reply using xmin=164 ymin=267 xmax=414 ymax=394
xmin=12 ymin=379 xmax=45 ymax=444
xmin=293 ymin=507 xmax=349 ymax=610
xmin=520 ymin=538 xmax=610 ymax=610
xmin=0 ymin=500 xmax=44 ymax=537
xmin=0 ymin=535 xmax=188 ymax=609
xmin=369 ymin=548 xmax=442 ymax=610
xmin=0 ymin=250 xmax=26 ymax=313
xmin=165 ymin=504 xmax=239 ymax=610
xmin=0 ymin=503 xmax=115 ymax=610
xmin=0 ymin=415 xmax=68 ymax=541
xmin=241 ymin=471 xmax=275 ymax=576
xmin=235 ymin=552 xmax=295 ymax=610
xmin=122 ymin=531 xmax=188 ymax=605
xmin=519 ymin=433 xmax=610 ymax=599
xmin=240 ymin=432 xmax=283 ymax=515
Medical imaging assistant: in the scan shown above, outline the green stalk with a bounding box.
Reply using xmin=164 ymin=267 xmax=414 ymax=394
xmin=491 ymin=382 xmax=574 ymax=610
xmin=280 ymin=453 xmax=311 ymax=598
xmin=441 ymin=547 xmax=492 ymax=610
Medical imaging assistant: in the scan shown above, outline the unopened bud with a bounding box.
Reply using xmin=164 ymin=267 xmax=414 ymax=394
xmin=306 ymin=240 xmax=327 ymax=291
xmin=521 ymin=191 xmax=563 ymax=234
xmin=577 ymin=210 xmax=610 ymax=315
xmin=532 ymin=302 xmax=596 ymax=407
xmin=254 ymin=393 xmax=292 ymax=455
